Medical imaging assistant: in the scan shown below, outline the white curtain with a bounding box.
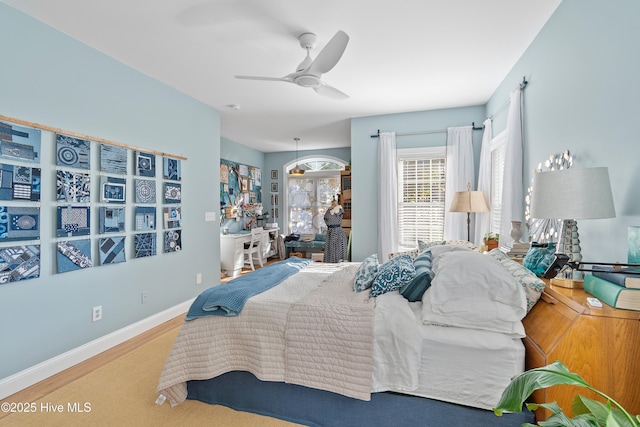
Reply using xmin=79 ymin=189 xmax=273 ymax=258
xmin=377 ymin=132 xmax=398 ymax=263
xmin=443 ymin=126 xmax=474 ymax=241
xmin=474 ymin=118 xmax=492 ymax=246
xmin=499 ymin=88 xmax=524 ymax=248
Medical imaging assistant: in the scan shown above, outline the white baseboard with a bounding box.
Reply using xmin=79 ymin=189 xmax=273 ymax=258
xmin=0 ymin=299 xmax=194 ymax=400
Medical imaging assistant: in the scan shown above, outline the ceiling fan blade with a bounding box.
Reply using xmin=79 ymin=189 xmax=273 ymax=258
xmin=235 ymin=75 xmax=292 ymax=82
xmin=307 ymin=30 xmax=349 ymax=75
xmin=313 ymin=82 xmax=349 ymax=100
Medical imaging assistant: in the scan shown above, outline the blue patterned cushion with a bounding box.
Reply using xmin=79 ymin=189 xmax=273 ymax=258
xmin=354 ymin=254 xmax=379 ymax=292
xmin=370 ymin=254 xmax=416 ymax=297
xmin=487 ymin=249 xmax=546 ymax=312
xmin=400 ymin=250 xmax=434 ymax=302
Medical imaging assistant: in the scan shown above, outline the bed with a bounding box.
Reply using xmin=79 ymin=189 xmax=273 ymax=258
xmin=157 ymin=244 xmax=543 ymax=426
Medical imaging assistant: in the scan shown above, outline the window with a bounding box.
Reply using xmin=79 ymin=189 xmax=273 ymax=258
xmin=397 ymin=147 xmax=446 ymax=248
xmin=285 ymin=157 xmax=346 ymax=234
xmin=489 ymin=131 xmax=506 ymax=234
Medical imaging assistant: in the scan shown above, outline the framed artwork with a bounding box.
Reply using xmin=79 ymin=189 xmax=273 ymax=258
xmin=220 ymin=163 xmax=229 ymax=184
xmin=164 ymin=230 xmax=182 ymax=253
xmin=163 ymin=207 xmax=182 ymax=229
xmin=164 ymin=182 xmax=181 ymax=204
xmin=99 ymin=207 xmax=125 ymax=233
xmin=134 ymin=232 xmax=156 ymax=258
xmin=163 ymin=157 xmax=181 ymax=181
xmin=135 ymin=151 xmax=156 ymax=177
xmin=0 ymin=164 xmax=41 ymax=201
xmin=56 ymin=239 xmax=93 ymax=273
xmin=629 ymin=226 xmax=640 ymax=264
xmin=56 ymin=206 xmax=90 ymax=237
xmin=0 ymin=121 xmax=41 ymax=163
xmin=56 ymin=134 xmax=90 ymax=169
xmin=135 ymin=206 xmax=156 ymax=231
xmin=271 ymin=182 xmax=278 ymax=193
xmin=135 ymin=179 xmax=156 ymax=203
xmin=99 ymin=236 xmax=126 ymax=265
xmin=254 ymin=168 xmax=261 ymax=186
xmin=0 ymin=206 xmax=40 ymax=241
xmin=56 ymin=170 xmax=91 ymax=202
xmin=238 ymin=164 xmax=249 ymax=176
xmin=100 ymin=176 xmax=126 ymax=203
xmin=271 ymin=170 xmax=278 ymax=180
xmin=100 ymin=144 xmax=128 ymax=174
xmin=0 ymin=245 xmax=40 ymax=283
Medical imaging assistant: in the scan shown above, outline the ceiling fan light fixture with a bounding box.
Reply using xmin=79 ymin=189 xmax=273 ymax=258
xmin=294 ymin=74 xmax=321 ymax=88
xmin=289 ymin=137 xmax=305 ymax=176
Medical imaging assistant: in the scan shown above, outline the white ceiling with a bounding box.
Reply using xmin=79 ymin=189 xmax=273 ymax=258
xmin=2 ymin=0 xmax=561 ymax=152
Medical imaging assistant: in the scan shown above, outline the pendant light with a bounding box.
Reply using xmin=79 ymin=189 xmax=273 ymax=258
xmin=289 ymin=137 xmax=305 ymax=176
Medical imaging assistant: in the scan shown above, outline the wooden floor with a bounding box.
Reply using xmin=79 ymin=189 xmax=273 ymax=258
xmin=0 ymin=256 xmax=282 ymax=414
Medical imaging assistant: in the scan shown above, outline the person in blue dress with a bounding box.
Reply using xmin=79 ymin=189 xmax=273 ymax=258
xmin=323 ymin=198 xmax=348 ymax=263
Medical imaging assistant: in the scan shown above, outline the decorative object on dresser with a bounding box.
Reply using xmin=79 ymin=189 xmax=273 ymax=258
xmin=525 ymin=150 xmax=573 ymax=245
xmin=449 ymin=183 xmax=489 ymax=242
xmin=521 ymin=280 xmax=640 ymax=420
xmin=583 ymin=273 xmax=640 ymax=311
xmin=529 ymin=167 xmax=616 ymax=288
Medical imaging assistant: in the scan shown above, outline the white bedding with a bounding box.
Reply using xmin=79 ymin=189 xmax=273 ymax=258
xmin=371 ymin=292 xmax=525 ymax=410
xmin=159 ymin=256 xmax=527 ymax=410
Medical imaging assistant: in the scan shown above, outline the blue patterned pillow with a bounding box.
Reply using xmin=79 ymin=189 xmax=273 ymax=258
xmin=354 ymin=254 xmax=379 ymax=292
xmin=370 ymin=254 xmax=416 ymax=297
xmin=400 ymin=250 xmax=434 ymax=302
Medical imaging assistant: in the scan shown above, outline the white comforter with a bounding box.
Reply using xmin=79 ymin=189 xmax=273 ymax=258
xmin=157 ymin=262 xmax=379 ymax=406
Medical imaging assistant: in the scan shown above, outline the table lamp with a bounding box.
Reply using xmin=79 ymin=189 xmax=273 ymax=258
xmin=529 ymin=167 xmax=616 ymax=286
xmin=449 ymin=184 xmax=489 ymax=242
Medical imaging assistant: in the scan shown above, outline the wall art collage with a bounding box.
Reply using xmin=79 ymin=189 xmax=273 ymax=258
xmin=0 ymin=117 xmax=185 ymax=283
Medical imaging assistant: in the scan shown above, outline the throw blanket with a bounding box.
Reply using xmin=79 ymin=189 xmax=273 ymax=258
xmin=285 ymin=264 xmax=375 ymax=400
xmin=185 ymin=257 xmax=312 ymax=319
xmin=157 ymin=262 xmax=375 ymax=406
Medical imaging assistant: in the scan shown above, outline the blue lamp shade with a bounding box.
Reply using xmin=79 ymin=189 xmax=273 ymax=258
xmin=530 ymin=167 xmax=616 ymax=220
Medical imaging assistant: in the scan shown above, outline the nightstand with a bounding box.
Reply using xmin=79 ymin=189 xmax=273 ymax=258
xmin=522 ymin=280 xmax=640 ymax=420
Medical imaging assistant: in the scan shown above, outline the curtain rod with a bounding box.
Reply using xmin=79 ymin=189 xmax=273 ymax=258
xmin=488 ymin=76 xmax=528 ymax=120
xmin=370 ymin=122 xmax=483 ymax=139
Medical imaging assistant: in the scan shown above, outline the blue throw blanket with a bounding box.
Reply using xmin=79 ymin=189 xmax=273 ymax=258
xmin=185 ymin=257 xmax=312 ymax=320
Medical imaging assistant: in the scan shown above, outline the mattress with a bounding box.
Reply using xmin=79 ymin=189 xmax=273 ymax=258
xmin=371 ymin=292 xmax=524 ymax=410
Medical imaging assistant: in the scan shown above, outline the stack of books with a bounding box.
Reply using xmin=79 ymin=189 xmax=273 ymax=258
xmin=500 ymin=242 xmax=530 ymax=259
xmin=583 ymin=266 xmax=640 ymax=311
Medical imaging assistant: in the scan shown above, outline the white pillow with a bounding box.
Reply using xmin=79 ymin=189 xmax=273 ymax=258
xmin=421 ymin=289 xmax=526 ymax=338
xmin=428 ymin=244 xmax=472 ymax=258
xmin=428 ymin=250 xmax=527 ymax=323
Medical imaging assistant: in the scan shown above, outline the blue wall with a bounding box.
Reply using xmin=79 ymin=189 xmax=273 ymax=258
xmin=0 ymin=4 xmax=220 ymax=379
xmin=350 ymin=107 xmax=485 ymax=261
xmin=486 ymin=0 xmax=640 ymax=263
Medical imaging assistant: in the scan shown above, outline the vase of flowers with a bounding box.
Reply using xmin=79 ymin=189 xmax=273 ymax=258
xmin=484 ymin=232 xmax=499 ymax=251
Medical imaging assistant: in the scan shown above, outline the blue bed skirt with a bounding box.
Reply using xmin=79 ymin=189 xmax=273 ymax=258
xmin=187 ymin=372 xmax=534 ymax=427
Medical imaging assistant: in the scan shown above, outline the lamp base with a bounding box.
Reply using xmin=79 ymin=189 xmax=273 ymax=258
xmin=551 ymin=277 xmax=584 ymax=289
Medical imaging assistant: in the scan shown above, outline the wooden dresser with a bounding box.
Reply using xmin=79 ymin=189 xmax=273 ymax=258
xmin=522 ymin=280 xmax=640 ymax=419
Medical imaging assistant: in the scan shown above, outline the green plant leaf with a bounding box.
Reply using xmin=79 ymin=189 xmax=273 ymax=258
xmin=494 ymin=361 xmax=590 ymax=414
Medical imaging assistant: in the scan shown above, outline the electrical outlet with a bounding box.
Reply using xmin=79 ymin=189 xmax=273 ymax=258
xmin=141 ymin=291 xmax=149 ymax=304
xmin=205 ymin=212 xmax=216 ymax=222
xmin=196 ymin=273 xmax=202 ymax=285
xmin=92 ymin=305 xmax=102 ymax=322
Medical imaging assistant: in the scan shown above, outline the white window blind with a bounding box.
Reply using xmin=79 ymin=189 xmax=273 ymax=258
xmin=397 ymin=147 xmax=446 ymax=248
xmin=490 ymin=132 xmax=506 ymax=234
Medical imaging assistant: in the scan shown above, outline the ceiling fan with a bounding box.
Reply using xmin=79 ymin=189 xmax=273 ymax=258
xmin=235 ymin=30 xmax=350 ymax=99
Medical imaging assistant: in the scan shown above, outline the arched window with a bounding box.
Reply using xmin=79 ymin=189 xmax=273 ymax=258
xmin=284 ymin=156 xmax=347 ymax=235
